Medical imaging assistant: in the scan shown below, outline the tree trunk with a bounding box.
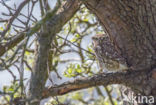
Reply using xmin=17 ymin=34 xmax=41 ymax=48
xmin=27 ymin=1 xmax=80 ymax=104
xmin=84 ymin=0 xmax=156 ymax=104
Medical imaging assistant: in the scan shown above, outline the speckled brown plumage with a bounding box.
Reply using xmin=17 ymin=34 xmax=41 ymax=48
xmin=92 ymin=34 xmax=128 ymax=72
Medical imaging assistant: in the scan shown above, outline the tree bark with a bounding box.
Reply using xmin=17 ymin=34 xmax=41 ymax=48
xmin=83 ymin=0 xmax=156 ymax=104
xmin=84 ymin=0 xmax=155 ymax=70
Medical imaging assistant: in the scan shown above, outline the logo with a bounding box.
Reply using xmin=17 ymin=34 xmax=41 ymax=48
xmin=122 ymin=91 xmax=154 ymax=104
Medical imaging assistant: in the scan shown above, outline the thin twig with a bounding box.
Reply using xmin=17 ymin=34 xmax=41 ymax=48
xmin=1 ymin=0 xmax=31 ymax=38
xmin=57 ymin=35 xmax=95 ymax=56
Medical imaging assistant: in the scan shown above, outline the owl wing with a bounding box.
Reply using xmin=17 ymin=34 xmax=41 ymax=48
xmin=93 ymin=44 xmax=106 ymax=70
xmin=100 ymin=38 xmax=127 ymax=65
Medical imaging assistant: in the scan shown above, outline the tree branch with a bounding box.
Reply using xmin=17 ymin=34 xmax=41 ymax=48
xmin=0 ymin=32 xmax=25 ymax=56
xmin=1 ymin=0 xmax=30 ymax=37
xmin=0 ymin=0 xmax=81 ymax=57
xmin=42 ymin=70 xmax=147 ymax=98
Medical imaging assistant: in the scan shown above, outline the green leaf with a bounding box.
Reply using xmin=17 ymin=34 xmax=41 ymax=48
xmin=25 ymin=51 xmax=30 ymax=56
xmin=75 ymin=34 xmax=80 ymax=38
xmin=8 ymin=88 xmax=14 ymax=92
xmin=70 ymin=38 xmax=76 ymax=42
xmin=0 ymin=27 xmax=3 ymax=31
xmin=83 ymin=19 xmax=88 ymax=22
xmin=76 ymin=69 xmax=82 ymax=73
xmin=68 ymin=68 xmax=73 ymax=74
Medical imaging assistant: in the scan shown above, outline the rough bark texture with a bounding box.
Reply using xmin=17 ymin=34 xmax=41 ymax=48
xmin=42 ymin=70 xmax=149 ymax=97
xmin=84 ymin=0 xmax=155 ymax=70
xmin=83 ymin=0 xmax=156 ymax=104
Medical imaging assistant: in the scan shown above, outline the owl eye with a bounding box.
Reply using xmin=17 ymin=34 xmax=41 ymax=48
xmin=92 ymin=37 xmax=98 ymax=40
xmin=100 ymin=37 xmax=105 ymax=40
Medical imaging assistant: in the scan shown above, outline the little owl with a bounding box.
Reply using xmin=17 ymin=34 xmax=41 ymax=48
xmin=92 ymin=34 xmax=128 ymax=72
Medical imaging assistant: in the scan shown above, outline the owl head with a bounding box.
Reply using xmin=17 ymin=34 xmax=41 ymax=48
xmin=92 ymin=34 xmax=107 ymax=47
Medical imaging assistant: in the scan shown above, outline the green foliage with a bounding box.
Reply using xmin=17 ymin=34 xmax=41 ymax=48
xmin=0 ymin=26 xmax=4 ymax=31
xmin=3 ymin=81 xmax=21 ymax=97
xmin=0 ymin=81 xmax=22 ymax=104
xmin=86 ymin=45 xmax=95 ymax=60
xmin=64 ymin=63 xmax=83 ymax=77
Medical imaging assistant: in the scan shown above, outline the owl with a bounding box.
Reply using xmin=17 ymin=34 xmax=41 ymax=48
xmin=92 ymin=34 xmax=128 ymax=72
